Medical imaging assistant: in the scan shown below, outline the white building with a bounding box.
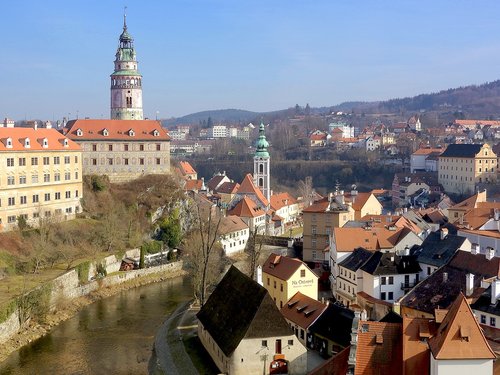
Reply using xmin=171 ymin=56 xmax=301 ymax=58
xmin=208 ymin=125 xmax=228 ymax=138
xmin=219 ymin=215 xmax=250 ymax=255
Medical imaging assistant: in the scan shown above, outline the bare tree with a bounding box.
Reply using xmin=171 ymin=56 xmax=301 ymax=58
xmin=245 ymin=228 xmax=264 ymax=281
xmin=298 ymin=176 xmax=314 ymax=207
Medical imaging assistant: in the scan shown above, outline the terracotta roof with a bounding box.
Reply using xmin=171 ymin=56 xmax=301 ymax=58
xmin=179 ymin=161 xmax=196 ymax=176
xmin=461 ymin=204 xmax=500 ymax=229
xmin=64 ymin=119 xmax=170 ymax=141
xmin=303 ymin=197 xmax=349 ymax=213
xmin=219 ymin=215 xmax=248 ymax=235
xmin=412 ymin=147 xmax=443 ymax=155
xmin=237 ymin=173 xmax=269 ymax=207
xmin=348 ymin=192 xmax=373 ymax=211
xmin=357 ymin=291 xmax=392 ymax=308
xmin=355 ymin=321 xmax=402 ymax=375
xmin=217 ymin=182 xmax=240 ymax=194
xmin=0 ymin=128 xmax=80 ymax=151
xmin=452 ymin=191 xmax=487 ymax=211
xmin=429 ymin=293 xmax=496 ymax=360
xmin=270 ymin=192 xmax=297 ymax=211
xmin=262 ymin=253 xmax=314 ymax=281
xmin=455 ymin=119 xmax=500 ymax=127
xmin=280 ymin=292 xmax=327 ymax=330
xmin=333 ymin=227 xmax=409 ymax=252
xmin=184 ymin=179 xmax=203 ymax=191
xmin=227 ymin=196 xmax=265 ymax=218
xmin=402 ymin=316 xmax=438 ymax=375
xmin=310 ymin=133 xmax=327 ymax=141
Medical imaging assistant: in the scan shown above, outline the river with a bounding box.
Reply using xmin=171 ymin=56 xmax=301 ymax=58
xmin=0 ymin=276 xmax=193 ymax=375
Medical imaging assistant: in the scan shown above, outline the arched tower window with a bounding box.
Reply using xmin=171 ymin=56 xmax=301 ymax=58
xmin=259 ymin=178 xmax=263 ymax=187
xmin=259 ymin=164 xmax=264 ymax=173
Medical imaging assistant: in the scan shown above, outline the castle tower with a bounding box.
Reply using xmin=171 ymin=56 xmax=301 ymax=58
xmin=110 ymin=13 xmax=143 ymax=120
xmin=254 ymin=123 xmax=271 ymax=202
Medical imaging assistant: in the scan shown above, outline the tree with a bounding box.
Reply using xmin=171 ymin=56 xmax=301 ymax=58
xmin=157 ymin=208 xmax=182 ymax=248
xmin=305 ymin=103 xmax=311 ymax=116
xmin=245 ymin=228 xmax=264 ymax=281
xmin=298 ymin=176 xmax=314 ymax=207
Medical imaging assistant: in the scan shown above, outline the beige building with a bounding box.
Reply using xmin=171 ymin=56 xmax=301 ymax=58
xmin=0 ymin=127 xmax=82 ymax=231
xmin=262 ymin=253 xmax=318 ymax=309
xmin=302 ymin=194 xmax=354 ymax=262
xmin=63 ymin=119 xmax=170 ymax=182
xmin=345 ymin=191 xmax=383 ymax=220
xmin=438 ymin=143 xmax=497 ymax=195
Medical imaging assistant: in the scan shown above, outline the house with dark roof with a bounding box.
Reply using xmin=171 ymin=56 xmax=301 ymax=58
xmin=308 ymin=302 xmax=354 ymax=358
xmin=262 ymin=254 xmax=318 ymax=310
xmin=438 ymin=143 xmax=497 ymax=195
xmin=280 ymin=292 xmax=327 ymax=347
xmin=218 ymin=215 xmax=249 ymax=255
xmin=360 ymin=251 xmax=421 ymax=305
xmin=336 ymin=247 xmax=373 ymax=307
xmin=411 ymin=229 xmax=471 ymax=281
xmin=206 ymin=172 xmax=230 ymax=193
xmin=197 ymin=266 xmax=307 ymax=375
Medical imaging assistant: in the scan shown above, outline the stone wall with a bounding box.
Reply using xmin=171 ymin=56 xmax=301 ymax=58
xmin=0 ymin=260 xmax=183 ymax=346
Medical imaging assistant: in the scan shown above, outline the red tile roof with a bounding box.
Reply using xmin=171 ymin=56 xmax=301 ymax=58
xmin=270 ymin=192 xmax=297 ymax=211
xmin=280 ymin=292 xmax=327 ymax=330
xmin=0 ymin=128 xmax=81 ymax=151
xmin=402 ymin=316 xmax=437 ymax=375
xmin=179 ymin=161 xmax=196 ymax=176
xmin=262 ymin=253 xmax=314 ymax=281
xmin=184 ymin=179 xmax=203 ymax=191
xmin=308 ymin=346 xmax=350 ymax=375
xmin=64 ymin=119 xmax=170 ymax=141
xmin=227 ymin=196 xmax=265 ymax=218
xmin=237 ymin=173 xmax=269 ymax=207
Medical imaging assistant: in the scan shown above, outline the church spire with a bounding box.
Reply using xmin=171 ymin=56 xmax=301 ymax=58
xmin=255 ymin=122 xmax=270 ymax=158
xmin=253 ymin=122 xmax=271 ymax=203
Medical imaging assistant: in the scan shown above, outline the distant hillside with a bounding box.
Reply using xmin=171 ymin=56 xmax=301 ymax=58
xmin=165 ymin=109 xmax=260 ymax=126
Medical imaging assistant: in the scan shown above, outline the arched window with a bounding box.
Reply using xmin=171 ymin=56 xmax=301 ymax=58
xmin=259 ymin=178 xmax=263 ymax=187
xmin=259 ymin=164 xmax=264 ymax=173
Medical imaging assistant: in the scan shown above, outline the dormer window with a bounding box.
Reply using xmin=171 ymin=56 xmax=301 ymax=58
xmin=153 ymin=129 xmax=160 ymax=137
xmin=76 ymin=128 xmax=83 ymax=137
xmin=6 ymin=137 xmax=12 ymax=148
xmin=128 ymin=129 xmax=135 ymax=137
xmin=42 ymin=138 xmax=48 ymax=148
xmin=63 ymin=139 xmax=69 ymax=147
xmin=24 ymin=138 xmax=30 ymax=148
xmin=103 ymin=128 xmax=109 ymax=136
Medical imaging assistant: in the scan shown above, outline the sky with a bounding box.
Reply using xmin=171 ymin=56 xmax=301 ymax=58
xmin=2 ymin=0 xmax=500 ymax=121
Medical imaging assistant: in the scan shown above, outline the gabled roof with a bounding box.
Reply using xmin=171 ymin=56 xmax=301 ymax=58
xmin=270 ymin=192 xmax=298 ymax=211
xmin=333 ymin=227 xmax=410 ymax=252
xmin=402 ymin=316 xmax=438 ymax=375
xmin=360 ymin=252 xmax=421 ymax=276
xmin=451 ymin=191 xmax=487 ymax=211
xmin=303 ymin=197 xmax=349 ymax=213
xmin=184 ymin=179 xmax=203 ymax=191
xmin=280 ymin=292 xmax=327 ymax=330
xmin=354 ymin=321 xmax=402 ymax=375
xmin=262 ymin=253 xmax=314 ymax=281
xmin=178 ymin=161 xmax=196 ymax=176
xmin=429 ymin=293 xmax=495 ymax=360
xmin=338 ymin=247 xmax=373 ymax=272
xmin=471 ymin=284 xmax=500 ymax=316
xmin=197 ymin=266 xmax=292 ymax=357
xmin=217 ymin=181 xmax=240 ymax=194
xmin=227 ymin=196 xmax=265 ymax=218
xmin=440 ymin=143 xmax=483 ymax=158
xmin=219 ymin=215 xmax=248 ymax=235
xmin=413 ymin=231 xmax=467 ymax=268
xmin=309 ymin=303 xmax=354 ymax=347
xmin=237 ymin=173 xmax=269 ymax=207
xmin=206 ymin=174 xmax=228 ymax=192
xmin=0 ymin=128 xmax=80 ymax=151
xmin=348 ymin=192 xmax=375 ymax=211
xmin=64 ymin=119 xmax=170 ymax=141
xmin=412 ymin=147 xmax=443 ymax=155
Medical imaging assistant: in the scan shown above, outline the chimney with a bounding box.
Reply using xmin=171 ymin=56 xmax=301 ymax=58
xmin=466 ymin=273 xmax=474 ymax=297
xmin=443 ymin=272 xmax=448 ymax=283
xmin=486 ymin=247 xmax=495 ymax=260
xmin=491 ymin=278 xmax=500 ymax=305
xmin=256 ymin=265 xmax=263 ymax=286
xmin=440 ymin=228 xmax=448 ymax=240
xmin=471 ymin=243 xmax=479 ymax=255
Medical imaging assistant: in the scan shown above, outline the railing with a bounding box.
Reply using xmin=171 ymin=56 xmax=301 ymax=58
xmin=401 ymin=282 xmax=416 ymax=290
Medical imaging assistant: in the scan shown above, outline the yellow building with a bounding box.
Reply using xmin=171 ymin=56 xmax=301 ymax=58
xmin=345 ymin=191 xmax=383 ymax=220
xmin=262 ymin=253 xmax=318 ymax=309
xmin=302 ymin=194 xmax=354 ymax=262
xmin=0 ymin=127 xmax=82 ymax=231
xmin=438 ymin=143 xmax=497 ymax=195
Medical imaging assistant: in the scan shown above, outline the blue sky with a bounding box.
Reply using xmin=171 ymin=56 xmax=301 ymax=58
xmin=2 ymin=0 xmax=500 ymax=120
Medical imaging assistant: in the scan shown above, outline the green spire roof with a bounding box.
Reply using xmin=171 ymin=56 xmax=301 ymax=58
xmin=255 ymin=122 xmax=270 ymax=158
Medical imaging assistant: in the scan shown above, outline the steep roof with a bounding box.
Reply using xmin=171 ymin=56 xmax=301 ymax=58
xmin=270 ymin=192 xmax=297 ymax=211
xmin=197 ymin=266 xmax=292 ymax=357
xmin=237 ymin=173 xmax=269 ymax=207
xmin=354 ymin=321 xmax=402 ymax=375
xmin=440 ymin=143 xmax=483 ymax=158
xmin=0 ymin=128 xmax=81 ymax=151
xmin=227 ymin=196 xmax=265 ymax=218
xmin=338 ymin=248 xmax=373 ymax=272
xmin=402 ymin=316 xmax=438 ymax=375
xmin=428 ymin=293 xmax=496 ymax=360
xmin=64 ymin=119 xmax=170 ymax=141
xmin=309 ymin=303 xmax=354 ymax=347
xmin=349 ymin=192 xmax=374 ymax=211
xmin=360 ymin=252 xmax=421 ymax=276
xmin=308 ymin=346 xmax=350 ymax=375
xmin=206 ymin=174 xmax=228 ymax=192
xmin=262 ymin=253 xmax=313 ymax=281
xmin=413 ymin=231 xmax=467 ymax=268
xmin=280 ymin=292 xmax=327 ymax=330
xmin=179 ymin=161 xmax=197 ymax=176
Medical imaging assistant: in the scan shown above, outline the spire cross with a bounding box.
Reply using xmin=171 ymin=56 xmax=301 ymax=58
xmin=123 ymin=6 xmax=128 ymax=29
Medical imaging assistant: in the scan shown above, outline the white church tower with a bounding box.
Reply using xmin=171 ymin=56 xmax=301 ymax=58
xmin=254 ymin=123 xmax=271 ymax=202
xmin=110 ymin=13 xmax=143 ymax=120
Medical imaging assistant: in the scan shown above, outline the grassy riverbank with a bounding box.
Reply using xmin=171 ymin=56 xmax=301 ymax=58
xmin=0 ymin=266 xmax=187 ymax=364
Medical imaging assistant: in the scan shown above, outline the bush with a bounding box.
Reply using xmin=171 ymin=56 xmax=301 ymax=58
xmin=76 ymin=261 xmax=91 ymax=284
xmin=141 ymin=240 xmax=163 ymax=255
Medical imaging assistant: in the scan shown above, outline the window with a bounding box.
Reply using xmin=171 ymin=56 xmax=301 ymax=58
xmin=381 ymin=277 xmax=387 ymax=285
xmin=388 ymin=292 xmax=393 ymax=300
xmin=74 ymin=156 xmax=78 ymax=163
xmin=491 ymin=317 xmax=496 ymax=327
xmin=64 ymin=156 xmax=70 ymax=164
xmin=8 ymin=197 xmax=15 ymax=206
xmin=6 ymin=158 xmax=14 ymax=167
xmin=7 ymin=216 xmax=16 ymax=223
xmin=288 ymin=339 xmax=294 ymax=346
xmin=124 ymin=144 xmax=129 ymax=151
xmin=108 ymin=158 xmax=113 ymax=165
xmin=55 ymin=192 xmax=61 ymax=200
xmin=65 ymin=172 xmax=71 ymax=180
xmin=32 ymin=195 xmax=39 ymax=203
xmin=381 ymin=292 xmax=386 ymax=301
xmin=44 ymin=174 xmax=50 ymax=182
xmin=267 ymin=277 xmax=270 ymax=286
xmin=300 ymin=329 xmax=304 ymax=339
xmin=18 ymin=158 xmax=26 ymax=166
xmin=33 ymin=212 xmax=39 ymax=219
xmin=388 ymin=276 xmax=394 ymax=285
xmin=65 ymin=207 xmax=73 ymax=214
xmin=274 ymin=280 xmax=276 ymax=289
xmin=7 ymin=176 xmax=14 ymax=185
xmin=54 ymin=173 xmax=60 ymax=182
xmin=92 ymin=158 xmax=97 ymax=165
xmin=156 ymin=144 xmax=161 ymax=151
xmin=75 ymin=172 xmax=79 ymax=180
xmin=19 ymin=176 xmax=26 ymax=184
xmin=20 ymin=196 xmax=27 ymax=205
xmin=139 ymin=158 xmax=144 ymax=165
xmin=66 ymin=191 xmax=71 ymax=199
xmin=43 ymin=157 xmax=50 ymax=165
xmin=156 ymin=158 xmax=161 ymax=165
xmin=108 ymin=144 xmax=113 ymax=151
xmin=44 ymin=193 xmax=50 ymax=201
xmin=92 ymin=144 xmax=97 ymax=152
xmin=54 ymin=156 xmax=60 ymax=165
xmin=139 ymin=144 xmax=144 ymax=151
xmin=280 ymin=284 xmax=283 ymax=292
xmin=427 ymin=266 xmax=431 ymax=276
xmin=301 ymin=269 xmax=306 ymax=277
xmin=261 ymin=340 xmax=267 ymax=347
xmin=124 ymin=158 xmax=129 ymax=165
xmin=481 ymin=315 xmax=487 ymax=324
xmin=31 ymin=157 xmax=38 ymax=166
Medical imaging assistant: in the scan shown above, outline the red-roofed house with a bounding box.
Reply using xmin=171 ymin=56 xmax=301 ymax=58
xmin=270 ymin=192 xmax=300 ymax=224
xmin=178 ymin=161 xmax=197 ymax=180
xmin=63 ymin=119 xmax=170 ymax=182
xmin=227 ymin=196 xmax=266 ymax=234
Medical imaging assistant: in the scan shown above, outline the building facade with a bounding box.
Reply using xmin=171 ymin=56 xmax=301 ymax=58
xmin=0 ymin=128 xmax=82 ymax=231
xmin=110 ymin=14 xmax=143 ymax=120
xmin=63 ymin=119 xmax=170 ymax=182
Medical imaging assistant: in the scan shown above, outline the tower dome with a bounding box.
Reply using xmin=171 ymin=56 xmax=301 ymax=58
xmin=255 ymin=123 xmax=269 ymax=158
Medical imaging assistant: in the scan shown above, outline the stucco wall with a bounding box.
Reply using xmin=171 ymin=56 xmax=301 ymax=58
xmin=430 ymin=356 xmax=492 ymax=375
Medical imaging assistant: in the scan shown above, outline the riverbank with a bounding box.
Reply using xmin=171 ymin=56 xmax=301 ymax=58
xmin=0 ymin=265 xmax=187 ymax=364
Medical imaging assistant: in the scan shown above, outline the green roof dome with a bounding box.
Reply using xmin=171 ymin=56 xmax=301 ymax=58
xmin=255 ymin=122 xmax=269 ymax=158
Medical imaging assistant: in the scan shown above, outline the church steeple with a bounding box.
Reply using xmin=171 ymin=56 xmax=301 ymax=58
xmin=254 ymin=122 xmax=271 ymax=202
xmin=110 ymin=11 xmax=143 ymax=120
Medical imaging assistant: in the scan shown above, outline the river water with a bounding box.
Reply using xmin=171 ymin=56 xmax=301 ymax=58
xmin=0 ymin=276 xmax=193 ymax=375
